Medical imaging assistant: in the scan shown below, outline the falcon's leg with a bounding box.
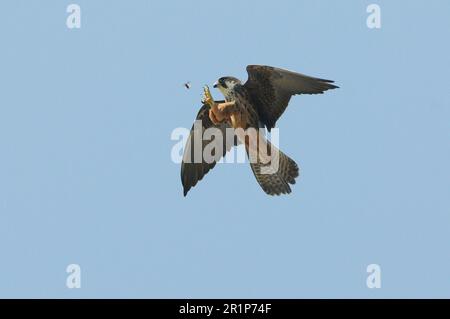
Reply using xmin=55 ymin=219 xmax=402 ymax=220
xmin=216 ymin=101 xmax=237 ymax=117
xmin=209 ymin=101 xmax=237 ymax=124
xmin=209 ymin=109 xmax=223 ymax=125
xmin=210 ymin=103 xmax=227 ymax=123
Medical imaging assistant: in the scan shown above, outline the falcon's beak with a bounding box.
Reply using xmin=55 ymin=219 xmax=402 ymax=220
xmin=213 ymin=81 xmax=218 ymax=89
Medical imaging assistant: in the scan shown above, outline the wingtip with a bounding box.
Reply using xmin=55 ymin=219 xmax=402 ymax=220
xmin=323 ymin=81 xmax=339 ymax=90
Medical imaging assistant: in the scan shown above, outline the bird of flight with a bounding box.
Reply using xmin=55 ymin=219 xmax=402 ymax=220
xmin=181 ymin=65 xmax=338 ymax=196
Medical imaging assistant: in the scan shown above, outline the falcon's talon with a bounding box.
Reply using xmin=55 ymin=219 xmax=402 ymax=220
xmin=202 ymin=85 xmax=216 ymax=108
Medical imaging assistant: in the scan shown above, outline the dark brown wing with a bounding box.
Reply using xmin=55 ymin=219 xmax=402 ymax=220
xmin=181 ymin=102 xmax=237 ymax=196
xmin=244 ymin=65 xmax=339 ymax=130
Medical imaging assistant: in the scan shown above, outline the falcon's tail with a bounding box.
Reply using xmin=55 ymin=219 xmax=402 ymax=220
xmin=246 ymin=139 xmax=299 ymax=196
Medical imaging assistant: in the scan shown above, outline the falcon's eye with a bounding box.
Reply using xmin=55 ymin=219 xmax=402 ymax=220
xmin=219 ymin=78 xmax=228 ymax=89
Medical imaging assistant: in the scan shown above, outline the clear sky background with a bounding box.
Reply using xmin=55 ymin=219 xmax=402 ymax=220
xmin=0 ymin=0 xmax=449 ymax=298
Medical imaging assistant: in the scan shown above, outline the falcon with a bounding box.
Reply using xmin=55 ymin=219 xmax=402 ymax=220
xmin=181 ymin=65 xmax=338 ymax=196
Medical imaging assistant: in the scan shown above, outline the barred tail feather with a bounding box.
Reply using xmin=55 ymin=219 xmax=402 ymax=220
xmin=247 ymin=141 xmax=299 ymax=196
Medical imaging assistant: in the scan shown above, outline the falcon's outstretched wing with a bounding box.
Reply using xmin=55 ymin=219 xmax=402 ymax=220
xmin=181 ymin=102 xmax=237 ymax=196
xmin=244 ymin=65 xmax=338 ymax=130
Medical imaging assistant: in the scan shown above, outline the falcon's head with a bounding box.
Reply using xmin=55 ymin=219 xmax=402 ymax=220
xmin=213 ymin=76 xmax=241 ymax=96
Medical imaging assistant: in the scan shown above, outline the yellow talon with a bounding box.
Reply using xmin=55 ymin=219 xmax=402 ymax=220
xmin=202 ymin=85 xmax=215 ymax=108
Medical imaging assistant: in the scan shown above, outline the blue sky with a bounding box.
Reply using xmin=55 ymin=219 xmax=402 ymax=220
xmin=0 ymin=0 xmax=449 ymax=298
